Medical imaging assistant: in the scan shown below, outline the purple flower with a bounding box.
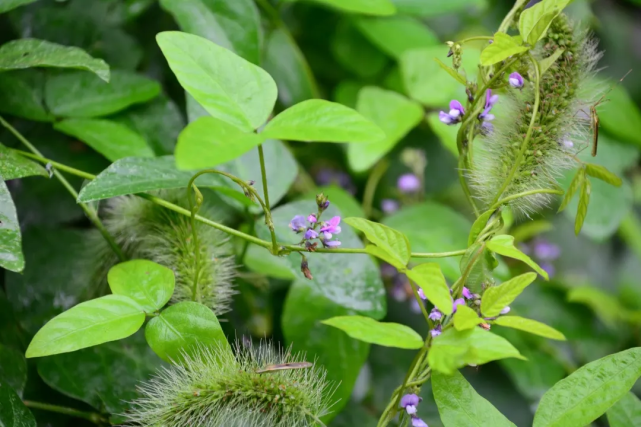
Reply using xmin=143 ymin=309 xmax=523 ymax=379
xmin=320 ymin=216 xmax=341 ymax=235
xmin=428 ymin=307 xmax=442 ymax=321
xmin=430 ymin=324 xmax=442 ymax=337
xmin=417 ymin=288 xmax=427 ymax=300
xmin=322 ymin=239 xmax=341 ymax=248
xmin=400 ymin=394 xmax=421 ymax=415
xmin=397 ymin=174 xmax=421 ymax=193
xmin=509 ymin=72 xmax=524 ymax=88
xmin=453 ymin=298 xmax=466 ymax=313
xmin=533 ymin=239 xmax=560 ymax=261
xmin=381 ymin=199 xmax=399 ymax=214
xmin=439 ymin=100 xmax=465 ymax=125
xmin=462 ymin=287 xmax=473 ymax=299
xmin=304 ymin=229 xmax=318 ymax=240
xmin=412 ymin=417 xmax=429 ymax=427
xmin=500 ymin=306 xmax=511 ymax=315
xmin=308 ymin=214 xmax=317 ymax=223
xmin=289 ymin=215 xmax=307 ymax=233
xmin=479 ymin=89 xmax=498 ymax=121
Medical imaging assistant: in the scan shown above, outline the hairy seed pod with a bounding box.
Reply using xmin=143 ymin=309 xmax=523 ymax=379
xmin=471 ymin=14 xmax=603 ymax=216
xmin=124 ymin=342 xmax=336 ymax=427
xmin=88 ymin=189 xmax=236 ymax=314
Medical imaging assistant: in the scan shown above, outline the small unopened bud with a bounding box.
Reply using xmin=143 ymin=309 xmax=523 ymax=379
xmin=300 ymin=256 xmax=313 ymax=280
xmin=192 ymin=185 xmax=204 ymax=207
xmin=247 ymin=180 xmax=255 ymax=186
xmin=466 ymin=88 xmax=474 ymax=103
xmin=447 ymin=49 xmax=453 ymax=58
xmin=316 ymin=193 xmax=330 ymax=211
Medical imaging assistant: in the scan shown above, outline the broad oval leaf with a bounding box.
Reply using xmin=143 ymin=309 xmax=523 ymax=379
xmin=343 ymin=217 xmax=411 ymax=268
xmin=406 ymin=262 xmax=453 ymax=315
xmin=321 ymin=315 xmax=423 ymax=349
xmin=481 ymin=272 xmax=537 ymax=317
xmin=25 ymin=295 xmax=146 ymax=358
xmin=353 ymin=16 xmax=439 ymax=59
xmin=54 ymin=119 xmax=154 ymax=162
xmin=289 ymin=0 xmax=396 ymax=16
xmin=0 ymin=39 xmax=109 ymax=81
xmin=428 ymin=327 xmax=525 ymax=375
xmin=145 ymin=301 xmax=229 ymax=363
xmin=108 ymin=260 xmax=175 ymax=312
xmin=480 ymin=32 xmax=528 ymax=66
xmin=156 ymin=31 xmax=277 ymax=132
xmin=493 ymin=316 xmax=566 ymax=341
xmin=175 ymin=116 xmax=263 ymax=170
xmin=486 ymin=235 xmax=549 ymax=280
xmin=607 ymin=392 xmax=641 ymax=427
xmin=260 ymin=99 xmax=386 ymax=143
xmin=0 ymin=144 xmax=47 ymax=179
xmin=453 ymin=305 xmax=483 ymax=331
xmin=0 ymin=380 xmax=35 ymax=427
xmin=432 ymin=369 xmax=517 ymax=427
xmin=0 ymin=178 xmax=24 ymax=273
xmin=347 ymin=86 xmax=423 ymax=172
xmin=533 ymin=347 xmax=641 ymax=427
xmin=45 ymin=70 xmax=160 ymax=118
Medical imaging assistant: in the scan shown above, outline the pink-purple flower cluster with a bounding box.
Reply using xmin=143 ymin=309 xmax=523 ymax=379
xmin=401 ymin=394 xmax=429 ymax=427
xmin=289 ymin=214 xmax=342 ymax=249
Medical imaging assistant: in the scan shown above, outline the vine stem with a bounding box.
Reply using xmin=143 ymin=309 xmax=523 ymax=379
xmin=0 ymin=116 xmax=126 ymax=262
xmin=489 ymin=188 xmax=563 ymax=210
xmin=257 ymin=144 xmax=280 ymax=254
xmin=498 ymin=0 xmax=529 ymax=33
xmin=490 ymin=52 xmax=541 ymax=205
xmin=23 ymin=401 xmax=106 ymax=424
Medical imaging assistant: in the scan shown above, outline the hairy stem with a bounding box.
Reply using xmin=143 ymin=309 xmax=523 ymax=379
xmin=0 ymin=116 xmax=126 ymax=262
xmin=23 ymin=401 xmax=106 ymax=424
xmin=490 ymin=188 xmax=563 ymax=210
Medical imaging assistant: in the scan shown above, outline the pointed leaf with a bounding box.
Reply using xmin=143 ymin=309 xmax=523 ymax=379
xmin=519 ymin=0 xmax=571 ymax=45
xmin=365 ymin=245 xmax=406 ymax=271
xmin=261 ymin=99 xmax=385 ymax=143
xmin=486 ymin=235 xmax=549 ymax=280
xmin=539 ymin=48 xmax=565 ymax=76
xmin=575 ymin=176 xmax=591 ymax=235
xmin=0 ymin=145 xmax=47 ymax=180
xmin=0 ymin=39 xmax=109 ymax=81
xmin=343 ymin=217 xmax=411 ymax=267
xmin=481 ymin=272 xmax=537 ymax=317
xmin=453 ymin=305 xmax=483 ymax=331
xmin=145 ymin=301 xmax=230 ymax=363
xmin=585 ymin=163 xmax=622 ymax=187
xmin=0 ymin=380 xmax=35 ymax=427
xmin=108 ymin=260 xmax=175 ymax=313
xmin=433 ymin=57 xmax=467 ymax=85
xmin=406 ymin=262 xmax=453 ymax=315
xmin=534 ymin=347 xmax=641 ymax=427
xmin=156 ymin=31 xmax=277 ymax=131
xmin=321 ymin=315 xmax=423 ymax=349
xmin=175 ymin=116 xmax=263 ymax=169
xmin=480 ymin=32 xmax=528 ymax=66
xmin=432 ymin=369 xmax=517 ymax=427
xmin=493 ymin=316 xmax=566 ymax=340
xmin=558 ymin=168 xmax=584 ymax=212
xmin=429 ymin=327 xmax=525 ymax=375
xmin=0 ymin=178 xmax=24 ymax=273
xmin=54 ymin=119 xmax=154 ymax=162
xmin=607 ymin=392 xmax=641 ymax=427
xmin=26 ymin=295 xmax=146 ymax=358
xmin=468 ymin=209 xmax=495 ymax=246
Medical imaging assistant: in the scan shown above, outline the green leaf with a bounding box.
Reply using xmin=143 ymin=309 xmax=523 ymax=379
xmin=599 ymin=83 xmax=641 ymax=148
xmin=347 ymin=86 xmax=423 ymax=172
xmin=0 ymin=380 xmax=35 ymax=427
xmin=365 ymin=245 xmax=406 ymax=270
xmin=519 ymin=0 xmax=571 ymax=45
xmin=25 ymin=295 xmax=146 ymax=358
xmin=289 ymin=0 xmax=396 ymax=15
xmin=54 ymin=119 xmax=154 ymax=162
xmin=0 ymin=145 xmax=47 ymax=180
xmin=159 ymin=0 xmax=262 ymax=64
xmin=585 ymin=163 xmax=622 ymax=187
xmin=390 ymin=0 xmax=488 ymax=16
xmin=0 ymin=343 xmax=27 ymax=398
xmin=428 ymin=327 xmax=525 ymax=375
xmin=108 ymin=260 xmax=175 ymax=312
xmin=459 ymin=244 xmax=495 ymax=294
xmin=45 ymin=70 xmax=160 ymax=118
xmin=0 ymin=70 xmax=53 ymax=122
xmin=533 ymin=347 xmax=641 ymax=427
xmin=486 ymin=235 xmax=549 ymax=280
xmin=175 ymin=116 xmax=263 ymax=170
xmin=468 ymin=209 xmax=495 ymax=246
xmin=322 ymin=315 xmax=422 ymax=349
xmin=353 ymin=16 xmax=439 ymax=59
xmin=558 ymin=168 xmax=584 ymax=212
xmin=406 ymin=262 xmax=453 ymax=315
xmin=575 ymin=176 xmax=591 ymax=235
xmin=0 ymin=39 xmax=109 ymax=81
xmin=432 ymin=369 xmax=517 ymax=427
xmin=567 ymin=286 xmax=628 ymax=327
xmin=453 ymin=305 xmax=483 ymax=331
xmin=145 ymin=301 xmax=229 ymax=363
xmin=263 ymin=27 xmax=318 ymax=107
xmin=255 ymin=200 xmax=386 ymax=317
xmin=261 ymin=99 xmax=386 ymax=143
xmin=433 ymin=57 xmax=467 ymax=85
xmin=343 ymin=217 xmax=411 ymax=267
xmin=0 ymin=0 xmax=37 ymax=14
xmin=156 ymin=31 xmax=276 ymax=132
xmin=283 ymin=281 xmax=369 ymax=421
xmin=0 ymin=178 xmax=24 ymax=273
xmin=480 ymin=32 xmax=528 ymax=66
xmin=383 ymin=202 xmax=469 ymax=280
xmin=492 ymin=316 xmax=566 ymax=340
xmin=37 ymin=333 xmax=163 ymax=416
xmin=481 ymin=272 xmax=537 ymax=317
xmin=539 ymin=48 xmax=565 ymax=76
xmin=607 ymin=392 xmax=641 ymax=427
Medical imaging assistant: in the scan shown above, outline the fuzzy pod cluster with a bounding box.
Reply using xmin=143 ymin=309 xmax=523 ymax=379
xmin=87 ymin=189 xmax=237 ymax=314
xmin=125 ymin=342 xmax=334 ymax=426
xmin=472 ymin=14 xmax=602 ymax=215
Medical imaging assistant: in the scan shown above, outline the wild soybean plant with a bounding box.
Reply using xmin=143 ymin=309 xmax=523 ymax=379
xmin=17 ymin=0 xmax=641 ymax=426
